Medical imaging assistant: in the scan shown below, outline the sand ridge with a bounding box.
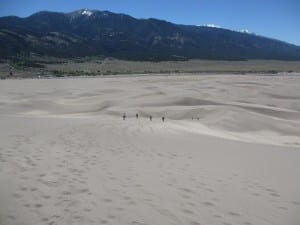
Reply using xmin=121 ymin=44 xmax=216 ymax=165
xmin=0 ymin=75 xmax=299 ymax=147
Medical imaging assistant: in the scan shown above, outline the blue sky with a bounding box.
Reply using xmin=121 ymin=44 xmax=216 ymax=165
xmin=0 ymin=0 xmax=299 ymax=45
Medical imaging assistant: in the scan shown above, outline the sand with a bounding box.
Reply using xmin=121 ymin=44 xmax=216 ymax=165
xmin=0 ymin=74 xmax=300 ymax=225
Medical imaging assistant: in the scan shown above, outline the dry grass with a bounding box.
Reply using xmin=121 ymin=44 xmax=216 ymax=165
xmin=1 ymin=58 xmax=300 ymax=78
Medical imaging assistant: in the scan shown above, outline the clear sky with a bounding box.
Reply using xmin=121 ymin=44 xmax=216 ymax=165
xmin=0 ymin=0 xmax=299 ymax=46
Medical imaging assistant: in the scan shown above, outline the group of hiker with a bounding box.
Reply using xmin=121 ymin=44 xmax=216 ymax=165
xmin=123 ymin=113 xmax=165 ymax=122
xmin=122 ymin=113 xmax=200 ymax=122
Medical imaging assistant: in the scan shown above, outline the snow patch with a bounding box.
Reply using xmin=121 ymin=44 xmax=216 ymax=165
xmin=201 ymin=24 xmax=221 ymax=28
xmin=241 ymin=29 xmax=251 ymax=33
xmin=82 ymin=9 xmax=93 ymax=16
xmin=240 ymin=29 xmax=255 ymax=35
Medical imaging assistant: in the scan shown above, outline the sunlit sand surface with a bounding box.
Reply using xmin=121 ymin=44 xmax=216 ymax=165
xmin=0 ymin=74 xmax=300 ymax=225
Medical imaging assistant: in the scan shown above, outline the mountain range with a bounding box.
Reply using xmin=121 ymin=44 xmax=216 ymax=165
xmin=1 ymin=9 xmax=300 ymax=61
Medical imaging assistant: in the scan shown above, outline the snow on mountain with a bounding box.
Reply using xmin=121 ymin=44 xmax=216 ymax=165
xmin=196 ymin=24 xmax=256 ymax=35
xmin=201 ymin=24 xmax=221 ymax=28
xmin=241 ymin=29 xmax=251 ymax=33
xmin=81 ymin=9 xmax=93 ymax=16
xmin=240 ymin=29 xmax=256 ymax=35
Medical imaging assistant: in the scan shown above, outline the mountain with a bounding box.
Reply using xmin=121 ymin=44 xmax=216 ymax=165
xmin=1 ymin=9 xmax=300 ymax=61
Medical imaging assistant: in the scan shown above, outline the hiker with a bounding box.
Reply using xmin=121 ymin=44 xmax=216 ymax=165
xmin=136 ymin=113 xmax=139 ymax=119
xmin=123 ymin=113 xmax=126 ymax=120
xmin=162 ymin=116 xmax=165 ymax=122
xmin=150 ymin=115 xmax=152 ymax=121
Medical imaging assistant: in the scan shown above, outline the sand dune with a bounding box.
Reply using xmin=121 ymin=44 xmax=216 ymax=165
xmin=0 ymin=74 xmax=300 ymax=225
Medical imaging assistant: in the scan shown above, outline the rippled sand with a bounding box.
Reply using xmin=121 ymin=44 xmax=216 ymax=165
xmin=0 ymin=74 xmax=300 ymax=225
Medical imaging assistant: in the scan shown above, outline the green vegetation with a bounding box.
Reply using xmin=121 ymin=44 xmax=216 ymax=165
xmin=52 ymin=70 xmax=65 ymax=77
xmin=73 ymin=55 xmax=105 ymax=63
xmin=51 ymin=70 xmax=98 ymax=77
xmin=50 ymin=69 xmax=136 ymax=77
xmin=2 ymin=58 xmax=299 ymax=79
xmin=11 ymin=56 xmax=45 ymax=69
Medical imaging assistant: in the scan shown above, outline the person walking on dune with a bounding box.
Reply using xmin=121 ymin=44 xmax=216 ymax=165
xmin=136 ymin=113 xmax=139 ymax=119
xmin=150 ymin=115 xmax=152 ymax=121
xmin=123 ymin=113 xmax=126 ymax=120
xmin=162 ymin=116 xmax=165 ymax=122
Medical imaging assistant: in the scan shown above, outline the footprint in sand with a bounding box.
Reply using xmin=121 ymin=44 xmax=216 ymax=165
xmin=24 ymin=203 xmax=31 ymax=208
xmin=128 ymin=200 xmax=136 ymax=205
xmin=78 ymin=188 xmax=89 ymax=194
xmin=34 ymin=203 xmax=43 ymax=208
xmin=203 ymin=201 xmax=215 ymax=207
xmin=48 ymin=220 xmax=57 ymax=225
xmin=291 ymin=201 xmax=300 ymax=206
xmin=228 ymin=211 xmax=241 ymax=217
xmin=0 ymin=158 xmax=6 ymax=163
xmin=270 ymin=192 xmax=280 ymax=197
xmin=214 ymin=214 xmax=222 ymax=218
xmin=264 ymin=188 xmax=280 ymax=198
xmin=131 ymin=221 xmax=147 ymax=225
xmin=100 ymin=219 xmax=109 ymax=224
xmin=84 ymin=208 xmax=92 ymax=212
xmin=187 ymin=202 xmax=195 ymax=206
xmin=61 ymin=191 xmax=72 ymax=196
xmin=199 ymin=182 xmax=206 ymax=187
xmin=107 ymin=214 xmax=116 ymax=219
xmin=252 ymin=192 xmax=260 ymax=196
xmin=181 ymin=194 xmax=191 ymax=199
xmin=20 ymin=175 xmax=29 ymax=180
xmin=7 ymin=215 xmax=16 ymax=220
xmin=180 ymin=187 xmax=194 ymax=193
xmin=12 ymin=192 xmax=23 ymax=199
xmin=123 ymin=196 xmax=131 ymax=201
xmin=103 ymin=198 xmax=113 ymax=203
xmin=205 ymin=188 xmax=214 ymax=193
xmin=190 ymin=221 xmax=201 ymax=225
xmin=30 ymin=187 xmax=38 ymax=192
xmin=182 ymin=209 xmax=194 ymax=214
xmin=43 ymin=195 xmax=52 ymax=199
